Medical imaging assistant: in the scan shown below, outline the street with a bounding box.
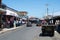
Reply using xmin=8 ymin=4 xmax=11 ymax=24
xmin=1 ymin=0 xmax=60 ymax=40
xmin=0 ymin=24 xmax=60 ymax=40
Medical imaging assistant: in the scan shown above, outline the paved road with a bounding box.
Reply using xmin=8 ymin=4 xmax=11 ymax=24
xmin=0 ymin=24 xmax=60 ymax=40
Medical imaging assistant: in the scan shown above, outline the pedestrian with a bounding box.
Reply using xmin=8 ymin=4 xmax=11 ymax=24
xmin=10 ymin=17 xmax=14 ymax=28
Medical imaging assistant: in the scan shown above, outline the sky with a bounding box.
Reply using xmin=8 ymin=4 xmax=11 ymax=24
xmin=2 ymin=0 xmax=60 ymax=18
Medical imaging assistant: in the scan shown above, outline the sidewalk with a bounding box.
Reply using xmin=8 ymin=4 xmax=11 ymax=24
xmin=55 ymin=31 xmax=60 ymax=38
xmin=0 ymin=24 xmax=26 ymax=34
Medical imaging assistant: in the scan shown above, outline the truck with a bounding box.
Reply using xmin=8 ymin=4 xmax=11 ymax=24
xmin=40 ymin=25 xmax=55 ymax=37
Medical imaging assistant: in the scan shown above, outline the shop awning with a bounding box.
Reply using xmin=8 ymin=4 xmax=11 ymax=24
xmin=6 ymin=10 xmax=19 ymax=17
xmin=0 ymin=8 xmax=6 ymax=12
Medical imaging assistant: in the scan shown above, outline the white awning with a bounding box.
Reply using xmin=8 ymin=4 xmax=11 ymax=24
xmin=6 ymin=10 xmax=19 ymax=17
xmin=0 ymin=8 xmax=6 ymax=12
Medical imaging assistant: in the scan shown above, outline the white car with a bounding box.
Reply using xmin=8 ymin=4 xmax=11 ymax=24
xmin=22 ymin=21 xmax=26 ymax=24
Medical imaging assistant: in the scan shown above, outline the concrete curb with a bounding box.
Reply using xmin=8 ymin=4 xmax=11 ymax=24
xmin=0 ymin=24 xmax=26 ymax=34
xmin=0 ymin=28 xmax=16 ymax=34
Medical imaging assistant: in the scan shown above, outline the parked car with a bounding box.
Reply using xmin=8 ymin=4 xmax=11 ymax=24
xmin=36 ymin=24 xmax=41 ymax=26
xmin=36 ymin=21 xmax=42 ymax=26
xmin=22 ymin=21 xmax=26 ymax=24
xmin=36 ymin=22 xmax=42 ymax=26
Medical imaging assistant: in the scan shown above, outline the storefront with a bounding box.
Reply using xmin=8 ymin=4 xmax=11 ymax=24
xmin=2 ymin=7 xmax=19 ymax=28
xmin=0 ymin=8 xmax=6 ymax=30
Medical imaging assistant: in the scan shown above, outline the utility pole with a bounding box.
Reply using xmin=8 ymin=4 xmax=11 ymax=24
xmin=46 ymin=4 xmax=49 ymax=16
xmin=52 ymin=8 xmax=54 ymax=17
xmin=52 ymin=8 xmax=54 ymax=24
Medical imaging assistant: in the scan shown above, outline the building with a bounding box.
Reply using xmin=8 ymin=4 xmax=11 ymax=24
xmin=18 ymin=11 xmax=28 ymax=18
xmin=1 ymin=4 xmax=28 ymax=28
xmin=6 ymin=6 xmax=19 ymax=17
xmin=1 ymin=4 xmax=20 ymax=28
xmin=43 ymin=15 xmax=53 ymax=19
xmin=0 ymin=3 xmax=6 ymax=30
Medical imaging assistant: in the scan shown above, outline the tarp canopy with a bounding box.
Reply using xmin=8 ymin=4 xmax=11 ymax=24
xmin=6 ymin=10 xmax=19 ymax=17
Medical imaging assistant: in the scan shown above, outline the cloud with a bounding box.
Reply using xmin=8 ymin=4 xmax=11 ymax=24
xmin=49 ymin=11 xmax=60 ymax=16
